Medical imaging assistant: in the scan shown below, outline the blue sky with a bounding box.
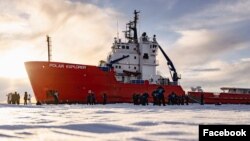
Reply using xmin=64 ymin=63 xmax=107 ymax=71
xmin=0 ymin=0 xmax=249 ymax=102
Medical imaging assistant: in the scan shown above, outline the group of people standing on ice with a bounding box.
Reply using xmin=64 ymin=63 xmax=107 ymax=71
xmin=86 ymin=91 xmax=107 ymax=105
xmin=6 ymin=91 xmax=31 ymax=105
xmin=168 ymin=92 xmax=189 ymax=105
xmin=133 ymin=86 xmax=166 ymax=106
xmin=151 ymin=86 xmax=166 ymax=106
xmin=132 ymin=92 xmax=149 ymax=105
xmin=85 ymin=86 xmax=189 ymax=106
xmin=133 ymin=86 xmax=189 ymax=106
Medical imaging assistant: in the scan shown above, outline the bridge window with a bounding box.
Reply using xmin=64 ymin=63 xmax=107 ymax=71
xmin=126 ymin=46 xmax=129 ymax=49
xmin=134 ymin=56 xmax=137 ymax=59
xmin=119 ymin=66 xmax=121 ymax=69
xmin=143 ymin=53 xmax=149 ymax=59
xmin=134 ymin=66 xmax=136 ymax=70
xmin=122 ymin=46 xmax=125 ymax=49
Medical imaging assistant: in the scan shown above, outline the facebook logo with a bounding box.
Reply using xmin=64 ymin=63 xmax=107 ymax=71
xmin=199 ymin=125 xmax=250 ymax=141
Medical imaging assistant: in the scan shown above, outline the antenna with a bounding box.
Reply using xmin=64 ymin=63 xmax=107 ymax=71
xmin=117 ymin=20 xmax=119 ymax=38
xmin=46 ymin=35 xmax=52 ymax=62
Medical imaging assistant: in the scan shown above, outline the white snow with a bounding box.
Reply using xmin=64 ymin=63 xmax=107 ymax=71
xmin=0 ymin=103 xmax=249 ymax=141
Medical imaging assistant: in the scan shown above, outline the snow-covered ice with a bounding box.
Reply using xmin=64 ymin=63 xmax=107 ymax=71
xmin=0 ymin=103 xmax=249 ymax=141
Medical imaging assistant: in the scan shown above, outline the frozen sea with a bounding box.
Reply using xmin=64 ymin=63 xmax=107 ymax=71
xmin=0 ymin=103 xmax=249 ymax=141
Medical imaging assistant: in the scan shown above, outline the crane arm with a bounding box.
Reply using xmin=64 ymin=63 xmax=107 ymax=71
xmin=158 ymin=44 xmax=180 ymax=84
xmin=107 ymin=55 xmax=130 ymax=68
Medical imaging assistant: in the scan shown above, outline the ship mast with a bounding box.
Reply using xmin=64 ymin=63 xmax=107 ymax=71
xmin=133 ymin=10 xmax=139 ymax=43
xmin=47 ymin=35 xmax=52 ymax=62
xmin=124 ymin=10 xmax=140 ymax=43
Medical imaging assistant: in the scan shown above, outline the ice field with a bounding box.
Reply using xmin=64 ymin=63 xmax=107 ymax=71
xmin=0 ymin=103 xmax=249 ymax=141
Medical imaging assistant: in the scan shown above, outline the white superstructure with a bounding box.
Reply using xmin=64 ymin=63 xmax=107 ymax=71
xmin=107 ymin=33 xmax=160 ymax=84
xmin=103 ymin=10 xmax=179 ymax=85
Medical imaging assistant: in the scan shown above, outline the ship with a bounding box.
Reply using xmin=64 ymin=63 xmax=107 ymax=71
xmin=25 ymin=10 xmax=185 ymax=104
xmin=188 ymin=87 xmax=250 ymax=104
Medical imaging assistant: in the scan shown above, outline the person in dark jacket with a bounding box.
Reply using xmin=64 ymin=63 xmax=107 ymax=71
xmin=87 ymin=94 xmax=91 ymax=105
xmin=200 ymin=93 xmax=204 ymax=105
xmin=24 ymin=92 xmax=28 ymax=105
xmin=132 ymin=93 xmax=136 ymax=105
xmin=103 ymin=93 xmax=107 ymax=105
xmin=185 ymin=95 xmax=189 ymax=105
xmin=168 ymin=94 xmax=172 ymax=105
xmin=157 ymin=86 xmax=166 ymax=106
xmin=181 ymin=94 xmax=185 ymax=105
xmin=151 ymin=90 xmax=157 ymax=105
xmin=17 ymin=93 xmax=20 ymax=105
xmin=143 ymin=92 xmax=149 ymax=105
xmin=140 ymin=94 xmax=145 ymax=106
xmin=91 ymin=92 xmax=96 ymax=105
xmin=135 ymin=94 xmax=140 ymax=105
xmin=87 ymin=90 xmax=92 ymax=105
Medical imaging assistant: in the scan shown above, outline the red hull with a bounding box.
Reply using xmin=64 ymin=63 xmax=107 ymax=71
xmin=188 ymin=92 xmax=250 ymax=104
xmin=25 ymin=61 xmax=185 ymax=104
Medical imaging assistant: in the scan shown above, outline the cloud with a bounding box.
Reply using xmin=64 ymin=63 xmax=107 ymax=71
xmin=190 ymin=68 xmax=221 ymax=72
xmin=168 ymin=25 xmax=250 ymax=67
xmin=241 ymin=58 xmax=250 ymax=62
xmin=170 ymin=27 xmax=250 ymax=91
xmin=0 ymin=0 xmax=121 ymax=102
xmin=163 ymin=0 xmax=250 ymax=30
xmin=0 ymin=0 xmax=121 ymax=62
xmin=156 ymin=0 xmax=250 ymax=91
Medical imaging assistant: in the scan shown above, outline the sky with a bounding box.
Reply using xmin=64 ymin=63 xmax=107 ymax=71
xmin=0 ymin=0 xmax=250 ymax=102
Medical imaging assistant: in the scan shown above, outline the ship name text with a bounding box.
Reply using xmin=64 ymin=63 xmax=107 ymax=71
xmin=49 ymin=63 xmax=86 ymax=70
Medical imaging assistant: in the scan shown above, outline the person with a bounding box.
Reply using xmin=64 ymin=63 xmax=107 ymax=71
xmin=24 ymin=92 xmax=28 ymax=105
xmin=181 ymin=94 xmax=185 ymax=105
xmin=170 ymin=92 xmax=177 ymax=105
xmin=7 ymin=93 xmax=12 ymax=104
xmin=132 ymin=93 xmax=136 ymax=105
xmin=102 ymin=93 xmax=107 ymax=105
xmin=28 ymin=94 xmax=31 ymax=104
xmin=135 ymin=94 xmax=140 ymax=105
xmin=53 ymin=91 xmax=59 ymax=104
xmin=157 ymin=86 xmax=165 ymax=106
xmin=142 ymin=92 xmax=149 ymax=105
xmin=87 ymin=93 xmax=91 ymax=105
xmin=185 ymin=94 xmax=189 ymax=105
xmin=17 ymin=93 xmax=20 ymax=105
xmin=168 ymin=94 xmax=172 ymax=105
xmin=200 ymin=92 xmax=204 ymax=105
xmin=91 ymin=92 xmax=96 ymax=105
xmin=87 ymin=90 xmax=92 ymax=105
xmin=12 ymin=92 xmax=17 ymax=104
xmin=151 ymin=90 xmax=157 ymax=105
xmin=177 ymin=96 xmax=181 ymax=105
xmin=140 ymin=94 xmax=145 ymax=106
